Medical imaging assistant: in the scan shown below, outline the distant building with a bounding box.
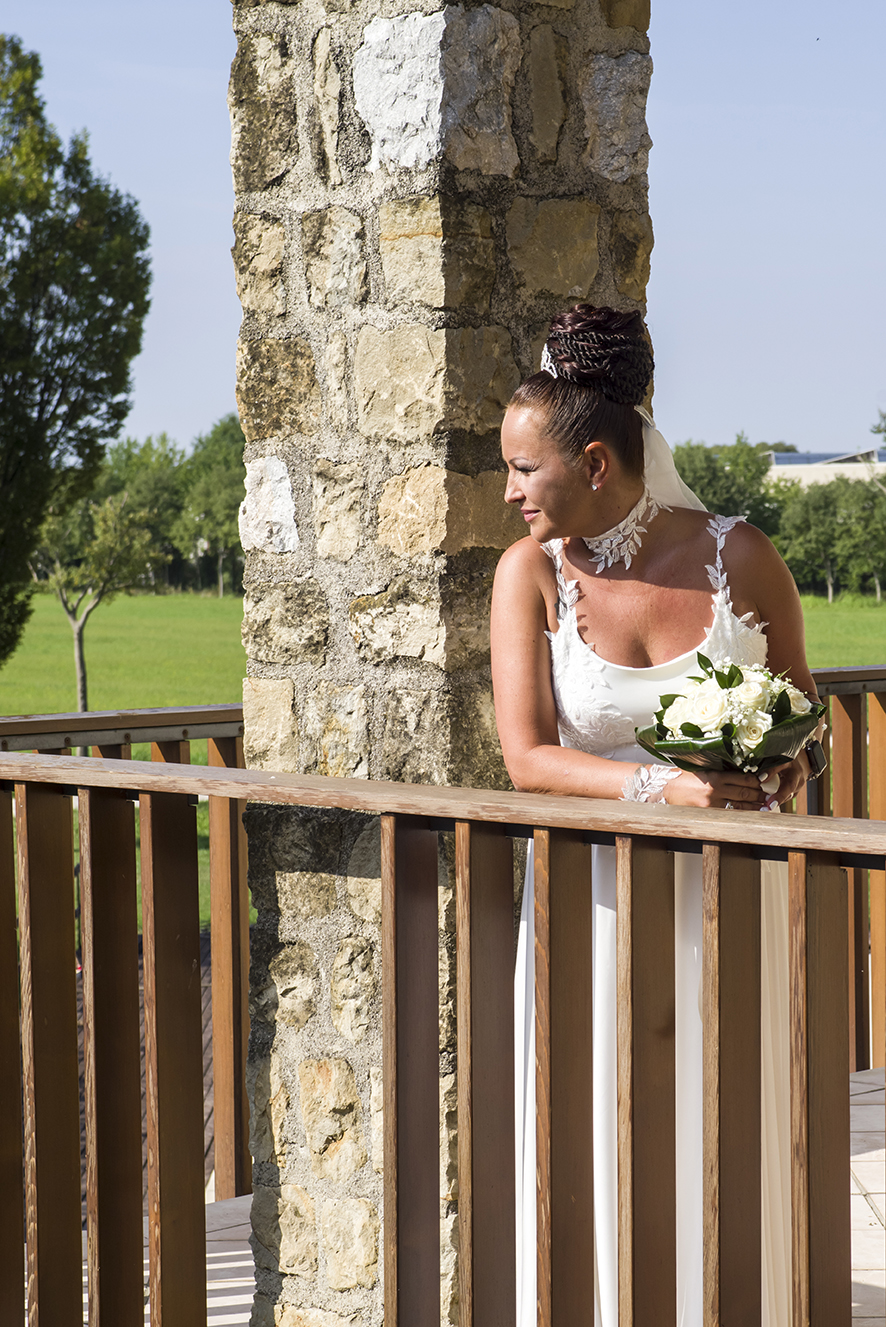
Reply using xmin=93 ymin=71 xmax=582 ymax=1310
xmin=765 ymin=448 xmax=886 ymax=488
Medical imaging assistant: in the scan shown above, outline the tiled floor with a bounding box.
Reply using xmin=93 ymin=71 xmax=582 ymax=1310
xmin=69 ymin=1074 xmax=883 ymax=1323
xmin=852 ymin=1068 xmax=885 ymax=1324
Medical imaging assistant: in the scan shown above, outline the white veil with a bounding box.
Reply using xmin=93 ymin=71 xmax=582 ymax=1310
xmin=635 ymin=405 xmax=707 ymax=512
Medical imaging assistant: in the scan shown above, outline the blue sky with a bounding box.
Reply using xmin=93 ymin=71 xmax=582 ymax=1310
xmin=4 ymin=1 xmax=884 ymax=453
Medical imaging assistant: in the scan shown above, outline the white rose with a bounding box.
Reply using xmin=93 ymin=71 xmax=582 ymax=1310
xmin=687 ymin=680 xmax=730 ymax=733
xmin=663 ymin=696 xmax=692 ymax=734
xmin=732 ymin=679 xmax=768 ymax=711
xmin=787 ymin=686 xmax=812 ymax=715
xmin=736 ymin=711 xmax=773 ymax=752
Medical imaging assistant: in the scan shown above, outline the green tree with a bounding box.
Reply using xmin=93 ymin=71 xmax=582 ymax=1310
xmin=672 ymin=434 xmax=787 ymax=537
xmin=29 ymin=493 xmax=161 ymax=711
xmin=100 ymin=434 xmax=187 ymax=586
xmin=175 ymin=414 xmax=246 ymax=596
xmin=833 ymin=480 xmax=886 ymax=601
xmin=0 ymin=35 xmax=150 ymax=664
xmin=779 ymin=479 xmax=856 ymax=603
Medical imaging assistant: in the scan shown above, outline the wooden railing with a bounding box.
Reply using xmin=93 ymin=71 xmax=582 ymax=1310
xmin=796 ymin=668 xmax=886 ymax=1068
xmin=1 ymin=749 xmax=882 ymax=1325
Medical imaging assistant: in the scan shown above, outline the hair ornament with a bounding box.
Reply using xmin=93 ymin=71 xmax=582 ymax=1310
xmin=540 ymin=343 xmax=557 ymax=379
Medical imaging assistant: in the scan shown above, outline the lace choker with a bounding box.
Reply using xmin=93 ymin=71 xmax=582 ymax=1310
xmin=582 ymin=486 xmax=668 ymax=573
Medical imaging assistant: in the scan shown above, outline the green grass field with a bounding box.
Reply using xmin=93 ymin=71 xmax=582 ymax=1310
xmin=799 ymin=594 xmax=886 ymax=668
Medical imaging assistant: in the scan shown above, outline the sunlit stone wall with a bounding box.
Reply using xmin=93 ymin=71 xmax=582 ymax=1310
xmin=230 ymin=1 xmax=652 ymax=1322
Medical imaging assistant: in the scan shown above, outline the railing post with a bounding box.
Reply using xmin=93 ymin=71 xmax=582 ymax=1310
xmin=207 ymin=736 xmax=251 ymax=1199
xmin=455 ymin=821 xmax=516 ymax=1327
xmin=381 ymin=814 xmax=440 ymax=1327
xmin=789 ymin=850 xmax=851 ymax=1326
xmin=533 ymin=828 xmax=594 ymax=1327
xmin=616 ymin=836 xmax=676 ymax=1326
xmin=79 ymin=786 xmax=145 ymax=1325
xmin=702 ymin=843 xmax=762 ymax=1325
xmin=16 ymin=783 xmax=82 ymax=1325
xmin=830 ymin=694 xmax=869 ymax=1070
xmin=141 ymin=790 xmax=208 ymax=1327
xmin=869 ymin=692 xmax=886 ymax=1068
xmin=0 ymin=784 xmax=24 ymax=1327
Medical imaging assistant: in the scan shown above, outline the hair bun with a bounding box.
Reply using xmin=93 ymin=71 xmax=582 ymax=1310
xmin=545 ymin=304 xmax=653 ymax=405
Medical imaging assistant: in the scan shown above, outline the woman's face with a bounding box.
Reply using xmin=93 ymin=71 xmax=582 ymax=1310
xmin=501 ymin=406 xmax=590 ymax=542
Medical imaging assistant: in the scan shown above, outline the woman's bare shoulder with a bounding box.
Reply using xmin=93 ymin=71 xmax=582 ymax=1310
xmin=494 ymin=535 xmax=556 ymax=585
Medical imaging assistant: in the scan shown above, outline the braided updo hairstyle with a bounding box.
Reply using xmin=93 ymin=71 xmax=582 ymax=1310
xmin=509 ymin=304 xmax=654 ymax=478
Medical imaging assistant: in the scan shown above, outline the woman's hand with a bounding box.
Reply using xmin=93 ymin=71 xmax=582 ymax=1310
xmin=757 ymin=758 xmax=808 ymax=809
xmin=663 ymin=768 xmax=767 ymax=810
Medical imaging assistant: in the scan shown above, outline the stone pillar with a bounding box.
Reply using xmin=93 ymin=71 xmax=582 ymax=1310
xmin=230 ymin=2 xmax=652 ymax=1323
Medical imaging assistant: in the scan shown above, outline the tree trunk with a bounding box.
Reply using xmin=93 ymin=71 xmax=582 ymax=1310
xmin=74 ymin=619 xmax=88 ymax=711
xmin=217 ymin=549 xmax=224 ymax=598
xmin=875 ymin=573 xmax=882 ymax=604
xmin=826 ymin=562 xmax=834 ymax=604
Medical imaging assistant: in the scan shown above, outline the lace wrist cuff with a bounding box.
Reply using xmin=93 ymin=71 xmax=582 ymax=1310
xmin=620 ymin=763 xmax=681 ymax=803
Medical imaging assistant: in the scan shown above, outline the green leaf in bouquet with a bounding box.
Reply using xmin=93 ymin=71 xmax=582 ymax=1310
xmin=696 ymin=653 xmax=714 ymax=675
xmin=770 ymin=688 xmax=792 ymax=724
xmin=680 ymin=722 xmax=705 ymax=738
xmin=634 ymin=725 xmax=740 ymax=773
xmin=751 ymin=710 xmax=825 ymax=769
xmin=722 ymin=721 xmax=735 ymax=738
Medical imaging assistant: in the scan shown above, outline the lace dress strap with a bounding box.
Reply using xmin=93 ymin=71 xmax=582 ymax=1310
xmin=705 ymin=514 xmax=746 ymax=596
xmin=541 ymin=539 xmax=579 ymax=618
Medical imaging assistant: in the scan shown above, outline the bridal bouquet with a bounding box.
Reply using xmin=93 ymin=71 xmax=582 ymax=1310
xmin=635 ymin=654 xmax=826 ymax=776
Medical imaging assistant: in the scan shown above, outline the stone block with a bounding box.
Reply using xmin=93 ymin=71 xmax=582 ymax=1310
xmin=355 ymin=324 xmax=445 ymax=443
xmin=381 ymin=689 xmax=450 ymax=784
xmin=276 ymin=869 xmax=337 ymax=919
xmin=320 ymin=1198 xmax=379 ymax=1290
xmin=353 ymin=7 xmax=520 ymax=177
xmin=323 ymin=332 xmax=350 ymax=433
xmin=279 ymin=1310 xmax=363 ymax=1327
xmin=377 ymin=467 xmax=524 ymax=559
xmin=239 ymin=456 xmax=300 ymax=554
xmin=610 ymin=209 xmax=654 ymax=300
xmin=232 ymin=213 xmax=286 ymax=317
xmin=312 ymin=28 xmax=343 ymax=186
xmin=236 ymin=337 xmax=320 ymax=441
xmin=229 ymin=34 xmax=297 ymax=192
xmin=242 ymin=581 xmax=329 ymax=665
xmin=252 ymin=1183 xmax=317 ymax=1278
xmin=346 ymin=822 xmax=381 ymax=926
xmin=441 ymin=558 xmax=495 ymax=670
xmin=528 ymin=25 xmax=564 ymax=162
xmin=441 ymin=1209 xmax=459 ymax=1324
xmin=248 ymin=1051 xmax=290 ymax=1166
xmin=450 ymin=682 xmax=509 ymax=788
xmin=440 ymin=6 xmax=521 ymax=177
xmin=507 ymin=197 xmax=600 ymax=298
xmin=378 ymin=196 xmax=495 ymax=311
xmin=369 ymin=1066 xmax=383 ymax=1173
xmin=253 ymin=941 xmax=318 ymax=1031
xmin=330 ymin=937 xmax=375 ymax=1043
xmin=349 ymin=578 xmax=444 ymax=667
xmin=300 ymin=683 xmax=370 ymax=779
xmin=600 ymin=0 xmax=651 ymax=30
xmin=250 ymin=1295 xmax=274 ymax=1327
xmin=440 ymin=1072 xmax=458 ymax=1202
xmin=581 ymin=52 xmax=652 ymax=183
xmin=297 ymin=1058 xmax=368 ymax=1182
xmin=302 ymin=207 xmax=367 ymax=310
xmin=312 ymin=459 xmax=363 ymax=561
xmin=355 ymin=325 xmax=517 ymax=442
xmin=243 ymin=677 xmax=299 ymax=771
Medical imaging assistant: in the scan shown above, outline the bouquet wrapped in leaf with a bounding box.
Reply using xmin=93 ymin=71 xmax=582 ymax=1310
xmin=635 ymin=654 xmax=825 ymax=776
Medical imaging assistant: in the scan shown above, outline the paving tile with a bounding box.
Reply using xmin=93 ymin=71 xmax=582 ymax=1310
xmin=853 ymin=1193 xmax=885 ymax=1229
xmin=853 ymin=1135 xmax=886 ymax=1163
xmin=852 ymin=1227 xmax=886 ymax=1271
xmin=853 ymin=1269 xmax=886 ymax=1317
xmin=854 ymin=1105 xmax=886 ymax=1131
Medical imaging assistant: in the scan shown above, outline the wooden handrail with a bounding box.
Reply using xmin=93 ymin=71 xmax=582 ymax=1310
xmin=810 ymin=665 xmax=886 ymax=694
xmin=0 ymin=703 xmax=243 ymax=751
xmin=1 ymin=749 xmax=884 ymax=857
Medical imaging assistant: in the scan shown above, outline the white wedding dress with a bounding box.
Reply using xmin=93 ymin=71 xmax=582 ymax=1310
xmin=514 ymin=514 xmax=792 ymax=1326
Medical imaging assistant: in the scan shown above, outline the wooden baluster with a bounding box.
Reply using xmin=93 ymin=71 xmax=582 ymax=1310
xmin=0 ymin=786 xmax=24 ymax=1326
xmin=381 ymin=815 xmax=440 ymax=1327
xmin=869 ymin=692 xmax=886 ymax=1068
xmin=789 ymin=850 xmax=851 ymax=1327
xmin=16 ymin=783 xmax=82 ymax=1324
xmin=831 ymin=694 xmax=869 ymax=1070
xmin=79 ymin=787 xmax=144 ymax=1324
xmin=141 ymin=791 xmax=207 ymax=1327
xmin=702 ymin=843 xmax=762 ymax=1325
xmin=91 ymin=743 xmax=132 ymax=760
xmin=152 ymin=739 xmax=190 ymax=764
xmin=207 ymin=736 xmax=251 ymax=1199
xmin=533 ymin=828 xmax=594 ymax=1327
xmin=616 ymin=836 xmax=676 ymax=1326
xmin=455 ymin=821 xmax=516 ymax=1327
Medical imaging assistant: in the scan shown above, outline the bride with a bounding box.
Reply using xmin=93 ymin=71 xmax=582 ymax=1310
xmin=490 ymin=305 xmax=822 ymax=1325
